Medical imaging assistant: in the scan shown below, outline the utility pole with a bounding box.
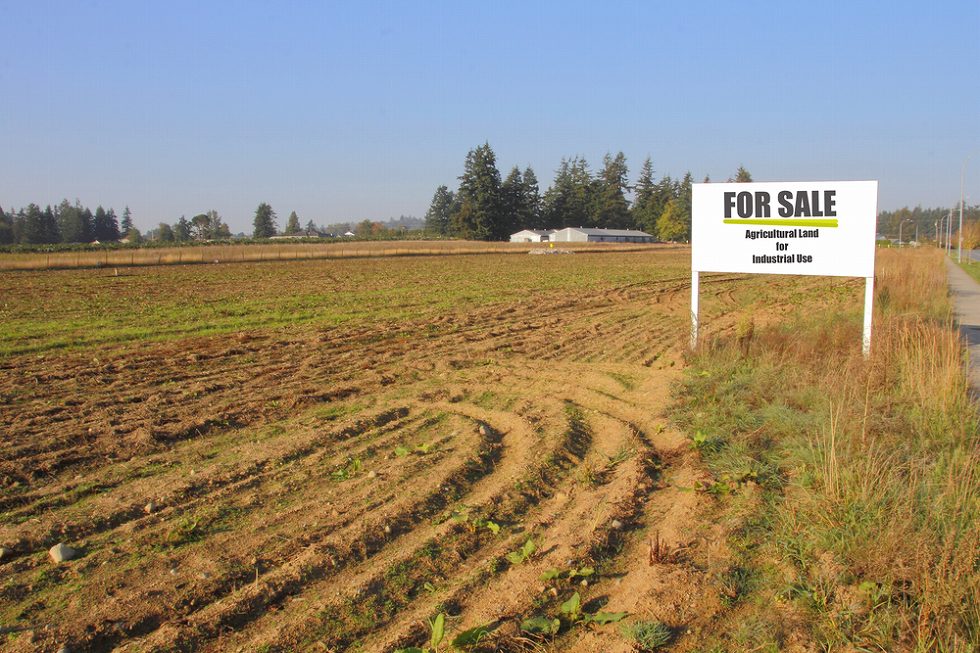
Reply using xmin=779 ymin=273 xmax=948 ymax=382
xmin=948 ymin=209 xmax=953 ymax=255
xmin=962 ymin=153 xmax=976 ymax=263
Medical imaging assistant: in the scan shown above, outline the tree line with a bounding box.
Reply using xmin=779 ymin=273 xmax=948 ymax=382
xmin=0 ymin=201 xmax=135 ymax=245
xmin=877 ymin=205 xmax=980 ymax=244
xmin=0 ymin=200 xmax=322 ymax=246
xmin=424 ymin=142 xmax=755 ymax=242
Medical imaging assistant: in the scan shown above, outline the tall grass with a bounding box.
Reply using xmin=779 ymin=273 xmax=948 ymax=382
xmin=674 ymin=247 xmax=979 ymax=652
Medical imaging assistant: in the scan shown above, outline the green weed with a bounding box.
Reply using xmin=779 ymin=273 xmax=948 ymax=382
xmin=505 ymin=538 xmax=536 ymax=565
xmin=620 ymin=620 xmax=673 ymax=651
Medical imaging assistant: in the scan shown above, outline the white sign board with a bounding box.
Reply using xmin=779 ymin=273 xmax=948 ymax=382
xmin=690 ymin=180 xmax=878 ymax=355
xmin=692 ymin=181 xmax=878 ymax=277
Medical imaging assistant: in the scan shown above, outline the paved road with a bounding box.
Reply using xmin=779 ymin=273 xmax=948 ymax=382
xmin=946 ymin=258 xmax=980 ymax=394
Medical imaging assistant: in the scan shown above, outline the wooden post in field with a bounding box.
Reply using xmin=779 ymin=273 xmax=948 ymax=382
xmin=862 ymin=276 xmax=874 ymax=358
xmin=689 ymin=271 xmax=700 ymax=350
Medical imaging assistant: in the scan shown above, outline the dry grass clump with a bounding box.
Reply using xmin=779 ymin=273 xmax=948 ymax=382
xmin=674 ymin=246 xmax=979 ymax=652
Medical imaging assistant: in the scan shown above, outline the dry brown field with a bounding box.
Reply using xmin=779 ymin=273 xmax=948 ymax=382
xmin=0 ymin=248 xmax=865 ymax=652
xmin=0 ymin=240 xmax=663 ymax=272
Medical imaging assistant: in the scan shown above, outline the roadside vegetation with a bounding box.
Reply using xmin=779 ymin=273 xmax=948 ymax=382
xmin=672 ymin=247 xmax=979 ymax=651
xmin=959 ymin=256 xmax=980 ymax=284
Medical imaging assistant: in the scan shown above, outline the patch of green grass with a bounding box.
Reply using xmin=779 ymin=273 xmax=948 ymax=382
xmin=604 ymin=371 xmax=637 ymax=390
xmin=958 ymin=258 xmax=980 ymax=284
xmin=619 ymin=620 xmax=673 ymax=651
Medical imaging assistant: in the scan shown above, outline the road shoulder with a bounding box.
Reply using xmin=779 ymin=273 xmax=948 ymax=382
xmin=946 ymin=258 xmax=980 ymax=395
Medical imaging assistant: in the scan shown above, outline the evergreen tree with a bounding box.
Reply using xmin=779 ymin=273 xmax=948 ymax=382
xmin=57 ymin=199 xmax=89 ymax=243
xmin=452 ymin=143 xmax=503 ymax=240
xmin=631 ymin=157 xmax=658 ymax=237
xmin=174 ymin=216 xmax=191 ymax=242
xmin=206 ymin=210 xmax=228 ymax=239
xmin=500 ymin=167 xmax=527 ymax=234
xmin=0 ymin=205 xmax=12 ymax=244
xmin=252 ymin=202 xmax=277 ymax=238
xmin=543 ymin=157 xmax=593 ymax=228
xmin=93 ymin=206 xmax=110 ymax=241
xmin=304 ymin=220 xmax=318 ymax=236
xmin=676 ymin=172 xmax=694 ymax=241
xmin=284 ymin=211 xmax=301 ymax=235
xmin=569 ymin=157 xmax=596 ymax=227
xmin=121 ymin=206 xmax=133 ymax=236
xmin=542 ymin=158 xmax=572 ymax=227
xmin=81 ymin=207 xmax=94 ymax=241
xmin=22 ymin=204 xmax=47 ymax=244
xmin=157 ymin=222 xmax=175 ymax=242
xmin=593 ymin=152 xmax=631 ymax=229
xmin=12 ymin=208 xmax=27 ymax=243
xmin=424 ymin=185 xmax=455 ymax=236
xmin=733 ymin=166 xmax=752 ymax=183
xmin=42 ymin=205 xmax=61 ymax=243
xmin=106 ymin=208 xmax=120 ymax=241
xmin=522 ymin=166 xmax=542 ymax=227
xmin=649 ymin=173 xmax=676 ymax=230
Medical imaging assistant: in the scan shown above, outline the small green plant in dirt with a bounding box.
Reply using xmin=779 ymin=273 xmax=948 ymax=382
xmin=162 ymin=515 xmax=207 ymax=548
xmin=689 ymin=429 xmax=725 ymax=454
xmin=395 ymin=612 xmax=444 ymax=653
xmin=520 ymin=615 xmax=562 ymax=636
xmin=395 ymin=613 xmax=493 ymax=652
xmin=619 ymin=620 xmax=673 ymax=651
xmin=451 ymin=624 xmax=494 ymax=649
xmin=330 ymin=456 xmax=363 ymax=481
xmin=471 ymin=517 xmax=501 ymax=535
xmin=394 ymin=443 xmax=436 ymax=457
xmin=540 ymin=566 xmax=595 ymax=583
xmin=560 ymin=592 xmax=627 ymax=626
xmin=606 ymin=446 xmax=634 ymax=468
xmin=521 ymin=592 xmax=626 ymax=638
xmin=505 ymin=538 xmax=536 ymax=565
xmin=576 ymin=465 xmax=600 ymax=486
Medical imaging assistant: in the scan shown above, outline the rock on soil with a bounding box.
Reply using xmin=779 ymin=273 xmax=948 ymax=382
xmin=49 ymin=543 xmax=77 ymax=563
xmin=0 ymin=546 xmax=10 ymax=561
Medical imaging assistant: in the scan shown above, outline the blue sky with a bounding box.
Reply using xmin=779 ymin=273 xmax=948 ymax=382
xmin=1 ymin=1 xmax=978 ymax=232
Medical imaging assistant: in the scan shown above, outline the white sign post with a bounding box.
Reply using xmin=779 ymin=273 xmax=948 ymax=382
xmin=691 ymin=180 xmax=878 ymax=356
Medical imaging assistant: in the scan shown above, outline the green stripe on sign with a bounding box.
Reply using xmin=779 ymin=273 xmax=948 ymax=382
xmin=722 ymin=218 xmax=839 ymax=228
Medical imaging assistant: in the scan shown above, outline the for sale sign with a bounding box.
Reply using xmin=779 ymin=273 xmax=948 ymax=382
xmin=691 ymin=181 xmax=878 ymax=277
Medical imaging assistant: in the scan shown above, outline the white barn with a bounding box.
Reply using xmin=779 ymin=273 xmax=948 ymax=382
xmin=550 ymin=227 xmax=655 ymax=243
xmin=509 ymin=229 xmax=555 ymax=243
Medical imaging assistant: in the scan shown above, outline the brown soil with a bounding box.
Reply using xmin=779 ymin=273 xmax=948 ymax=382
xmin=0 ymin=253 xmax=856 ymax=652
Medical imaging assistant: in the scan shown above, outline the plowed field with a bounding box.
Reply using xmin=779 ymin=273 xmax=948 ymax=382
xmin=0 ymin=248 xmax=862 ymax=652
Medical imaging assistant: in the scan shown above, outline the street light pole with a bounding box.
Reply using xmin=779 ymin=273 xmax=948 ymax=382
xmin=961 ymin=158 xmax=967 ymax=262
xmin=948 ymin=208 xmax=953 ymax=255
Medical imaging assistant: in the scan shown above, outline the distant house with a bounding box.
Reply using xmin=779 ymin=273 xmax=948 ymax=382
xmin=550 ymin=227 xmax=655 ymax=243
xmin=343 ymin=231 xmax=356 ymax=237
xmin=509 ymin=229 xmax=555 ymax=243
